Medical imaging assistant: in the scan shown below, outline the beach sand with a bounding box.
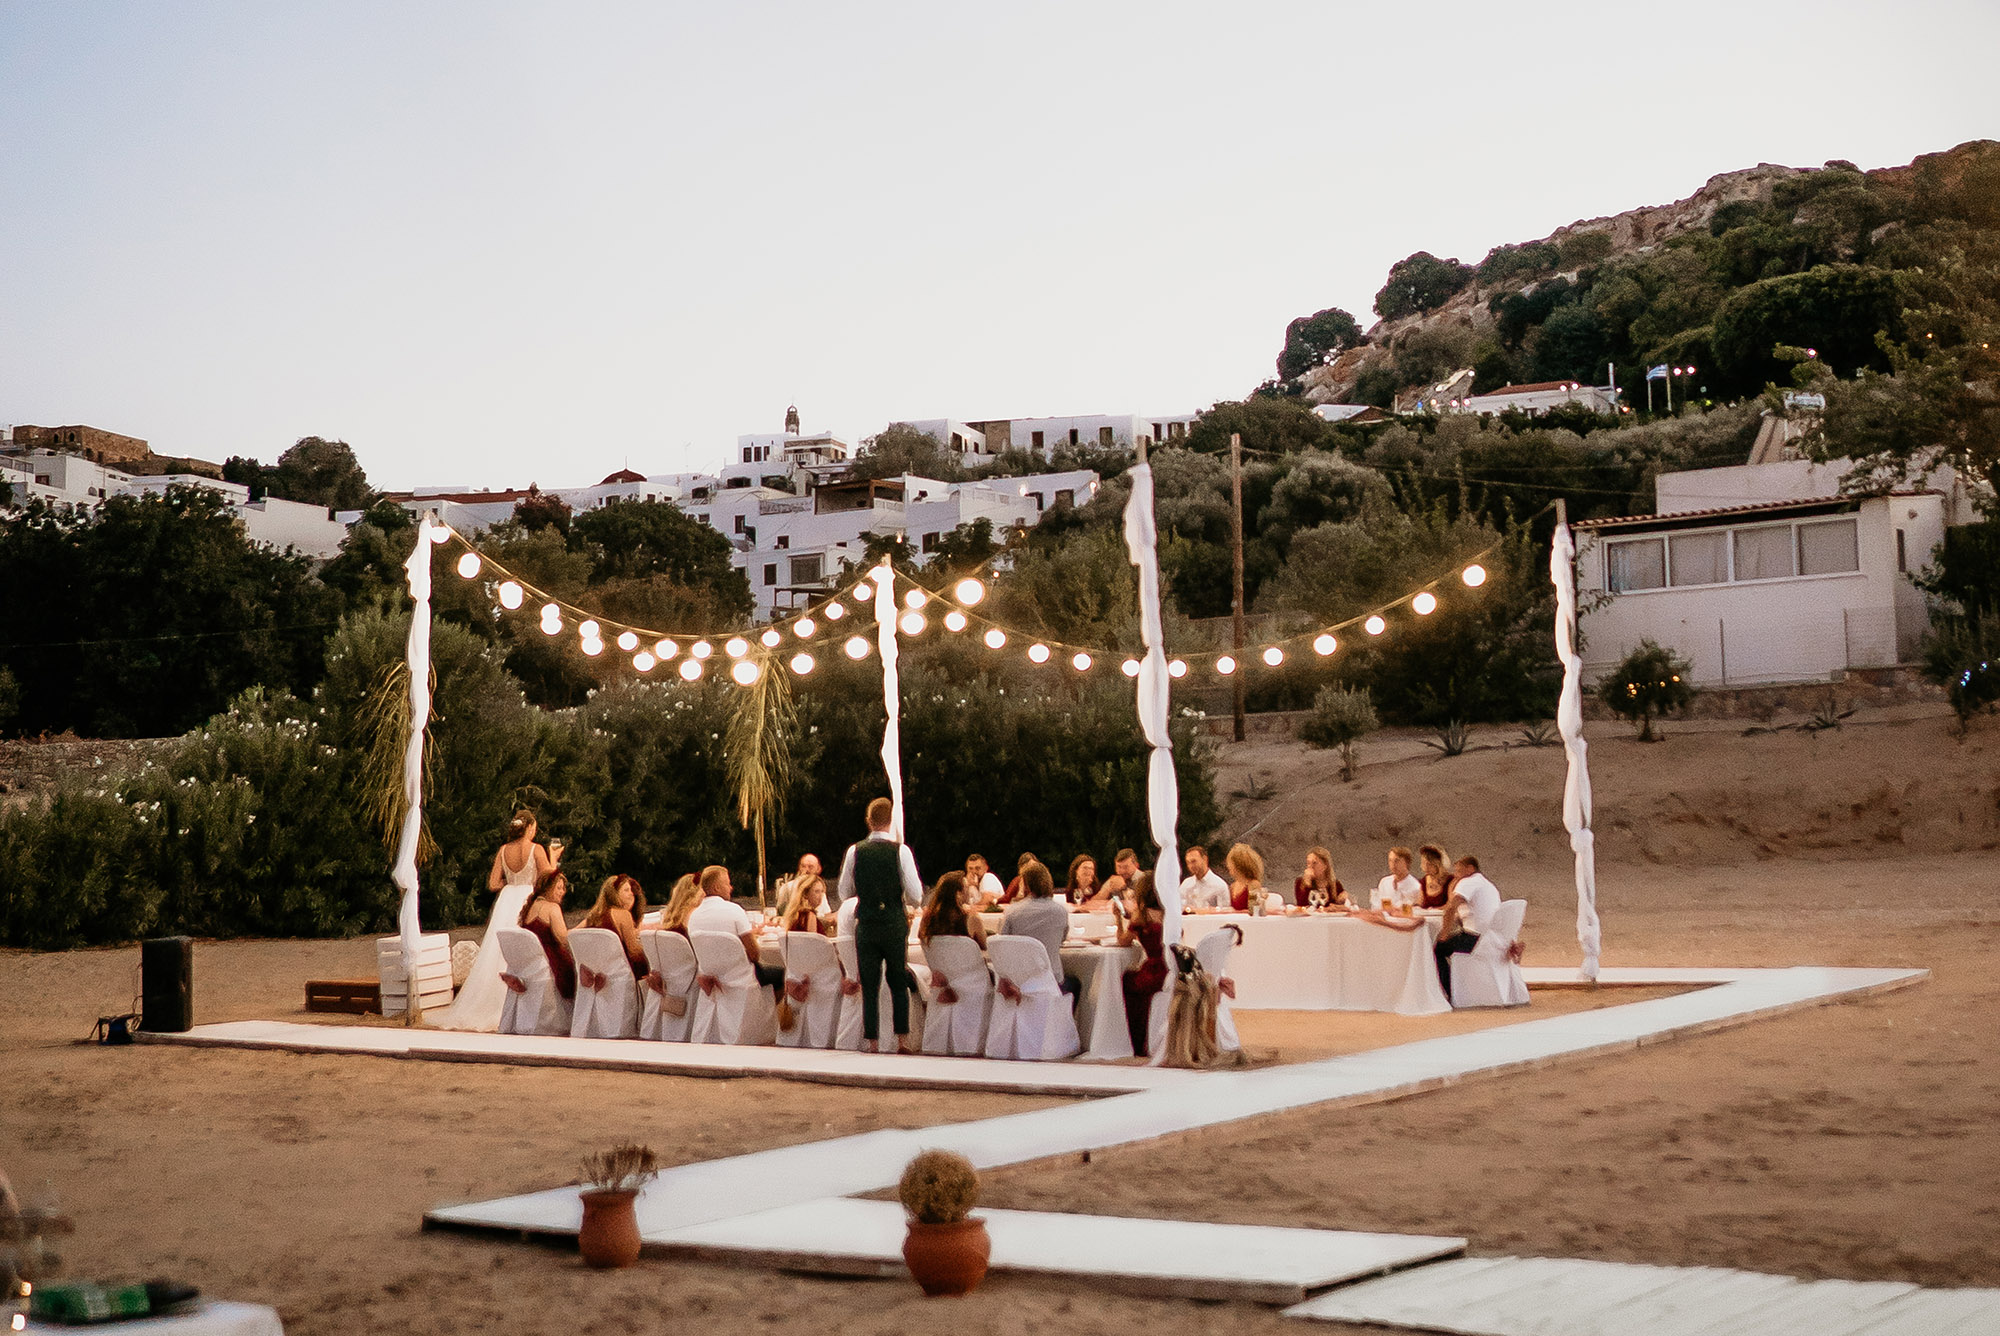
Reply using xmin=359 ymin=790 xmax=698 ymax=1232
xmin=3 ymin=710 xmax=1995 ymax=1334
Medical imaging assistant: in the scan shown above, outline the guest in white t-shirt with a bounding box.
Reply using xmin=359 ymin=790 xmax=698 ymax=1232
xmin=964 ymin=853 xmax=1005 ymax=909
xmin=687 ymin=865 xmax=785 ymax=991
xmin=1433 ymin=855 xmax=1506 ymax=996
xmin=1373 ymin=845 xmax=1423 ymax=910
xmin=1178 ymin=844 xmax=1230 ymax=911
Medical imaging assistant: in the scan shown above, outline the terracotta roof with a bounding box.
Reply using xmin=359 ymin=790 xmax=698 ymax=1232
xmin=1573 ymin=491 xmax=1936 ymax=530
xmin=599 ymin=468 xmax=647 ymax=485
xmin=385 ymin=488 xmax=537 ymax=506
xmin=1470 ymin=381 xmax=1588 ymax=397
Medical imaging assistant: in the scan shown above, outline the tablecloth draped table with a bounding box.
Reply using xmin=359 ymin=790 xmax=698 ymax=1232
xmin=1178 ymin=913 xmax=1451 ymax=1015
xmin=1060 ymin=941 xmax=1142 ymax=1059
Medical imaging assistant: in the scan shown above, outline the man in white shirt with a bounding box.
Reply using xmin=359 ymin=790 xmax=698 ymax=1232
xmin=1433 ymin=854 xmax=1506 ymax=996
xmin=1374 ymin=846 xmax=1423 ymax=910
xmin=687 ymin=865 xmax=786 ymax=991
xmin=776 ymin=852 xmax=825 ymax=914
xmin=965 ymin=853 xmax=1005 ymax=909
xmin=1179 ymin=845 xmax=1229 ymax=911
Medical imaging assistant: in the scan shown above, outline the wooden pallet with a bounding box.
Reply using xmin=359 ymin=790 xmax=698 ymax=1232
xmin=305 ymin=979 xmax=381 ymax=1015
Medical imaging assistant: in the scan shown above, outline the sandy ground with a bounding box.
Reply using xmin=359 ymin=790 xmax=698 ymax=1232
xmin=3 ymin=712 xmax=1997 ymax=1334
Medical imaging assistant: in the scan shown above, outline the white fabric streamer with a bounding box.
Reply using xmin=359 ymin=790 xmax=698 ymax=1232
xmin=1122 ymin=464 xmax=1183 ymax=946
xmin=870 ymin=561 xmax=905 ymax=841
xmin=1551 ymin=519 xmax=1603 ymax=980
xmin=392 ymin=513 xmax=438 ymax=1021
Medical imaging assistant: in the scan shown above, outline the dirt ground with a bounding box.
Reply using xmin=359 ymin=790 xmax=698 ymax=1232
xmin=3 ymin=713 xmax=1997 ymax=1334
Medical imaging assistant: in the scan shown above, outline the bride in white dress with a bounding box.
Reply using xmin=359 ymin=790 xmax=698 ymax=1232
xmin=432 ymin=811 xmax=560 ymax=1032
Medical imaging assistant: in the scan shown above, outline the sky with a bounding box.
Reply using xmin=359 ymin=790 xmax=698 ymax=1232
xmin=3 ymin=2 xmax=1997 ymax=491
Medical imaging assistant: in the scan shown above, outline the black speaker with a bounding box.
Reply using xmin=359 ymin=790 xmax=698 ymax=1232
xmin=140 ymin=936 xmax=194 ymax=1033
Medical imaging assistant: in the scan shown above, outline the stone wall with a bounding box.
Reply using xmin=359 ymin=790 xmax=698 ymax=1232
xmin=1580 ymin=665 xmax=1943 ymax=723
xmin=11 ymin=424 xmax=150 ymax=464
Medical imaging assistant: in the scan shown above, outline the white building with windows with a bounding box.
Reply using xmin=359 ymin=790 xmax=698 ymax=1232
xmin=964 ymin=413 xmax=1198 ymax=456
xmin=1575 ymin=457 xmax=1972 ymax=686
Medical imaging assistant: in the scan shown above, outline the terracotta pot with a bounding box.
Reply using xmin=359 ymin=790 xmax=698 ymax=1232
xmin=902 ymin=1216 xmax=990 ymax=1296
xmin=577 ymin=1188 xmax=641 ymax=1269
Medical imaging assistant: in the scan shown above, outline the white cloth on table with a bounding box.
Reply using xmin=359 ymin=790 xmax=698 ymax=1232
xmin=1373 ymin=873 xmax=1423 ymax=909
xmin=1063 ymin=942 xmax=1141 ymax=1060
xmin=1452 ymin=873 xmax=1503 ymax=936
xmin=835 ymin=831 xmax=924 ymax=907
xmin=1179 ymin=869 xmax=1229 ymax=910
xmin=1178 ymin=915 xmax=1449 ymax=1015
xmin=428 ymin=851 xmax=537 ymax=1032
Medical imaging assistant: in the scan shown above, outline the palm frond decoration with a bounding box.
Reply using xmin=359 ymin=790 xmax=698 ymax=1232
xmin=724 ymin=655 xmax=796 ymax=910
xmin=359 ymin=660 xmax=439 ymax=868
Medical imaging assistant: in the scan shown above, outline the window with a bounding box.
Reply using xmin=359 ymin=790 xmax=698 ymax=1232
xmin=733 ymin=514 xmax=746 ymax=533
xmin=1606 ymin=537 xmax=1665 ymax=592
xmin=1152 ymin=423 xmax=1163 ymax=439
xmin=763 ymin=564 xmax=778 ymax=586
xmin=1169 ymin=422 xmax=1185 ymax=439
xmin=1798 ymin=518 xmax=1859 ymax=575
xmin=742 ymin=447 xmax=753 ymax=463
xmin=1732 ymin=525 xmax=1794 ymax=581
xmin=1669 ymin=531 xmax=1727 ymax=586
xmin=790 ymin=555 xmax=823 ymax=585
xmin=1054 ymin=489 xmax=1074 ymax=509
xmin=1031 ymin=430 xmax=1045 ymax=450
xmin=1030 ymin=492 xmax=1045 ymax=512
xmin=775 ymin=535 xmax=789 ymax=550
xmin=1069 ymin=428 xmax=1080 ymax=446
xmin=922 ymin=531 xmax=940 ymax=551
xmin=950 ymin=433 xmax=964 ymax=449
xmin=1098 ymin=426 xmax=1114 ymax=447
xmin=1896 ymin=529 xmax=1907 ymax=573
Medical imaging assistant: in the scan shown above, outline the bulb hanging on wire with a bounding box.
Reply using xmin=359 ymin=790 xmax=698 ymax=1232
xmin=1262 ymin=646 xmax=1284 ymax=667
xmin=789 ymin=651 xmax=815 ymax=676
xmin=899 ymin=611 xmax=926 ymax=636
xmin=903 ymin=588 xmax=925 ymax=611
xmin=724 ymin=637 xmax=749 ymax=658
xmin=691 ymin=640 xmax=713 ymax=660
xmin=654 ymin=638 xmax=678 ymax=660
xmin=633 ymin=652 xmax=656 ymax=672
xmin=1071 ymin=651 xmax=1092 ymax=672
xmin=1413 ymin=591 xmax=1438 ymax=615
xmin=1121 ymin=659 xmax=1141 ymax=678
xmin=1462 ymin=564 xmax=1487 ymax=588
xmin=1365 ymin=615 xmax=1387 ymax=636
xmin=1168 ymin=659 xmax=1188 ymax=679
xmin=761 ymin=628 xmax=782 ymax=648
xmin=730 ymin=658 xmax=761 ymax=686
xmin=456 ymin=552 xmax=481 ymax=579
xmin=498 ymin=581 xmax=523 ymax=609
xmin=1313 ymin=633 xmax=1337 ymax=656
xmin=678 ymin=658 xmax=703 ymax=681
xmin=794 ymin=617 xmax=816 ymax=638
xmin=825 ymin=602 xmax=845 ymax=621
xmin=953 ymin=578 xmax=985 ymax=606
xmin=844 ymin=635 xmax=871 ymax=660
xmin=580 ymin=638 xmax=604 ymax=657
xmin=578 ymin=620 xmax=600 ymax=641
xmin=1216 ymin=655 xmax=1237 ymax=676
xmin=943 ymin=610 xmax=968 ymax=633
xmin=1027 ymin=643 xmax=1051 ymax=664
xmin=617 ymin=631 xmax=639 ymax=651
xmin=984 ymin=628 xmax=1007 ymax=650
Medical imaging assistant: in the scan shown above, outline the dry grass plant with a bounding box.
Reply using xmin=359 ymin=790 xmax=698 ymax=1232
xmin=897 ymin=1150 xmax=979 ymax=1225
xmin=578 ymin=1144 xmax=659 ymax=1195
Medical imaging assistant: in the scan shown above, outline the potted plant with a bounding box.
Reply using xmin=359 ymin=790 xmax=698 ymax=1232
xmin=576 ymin=1144 xmax=658 ymax=1269
xmin=897 ymin=1149 xmax=989 ymax=1296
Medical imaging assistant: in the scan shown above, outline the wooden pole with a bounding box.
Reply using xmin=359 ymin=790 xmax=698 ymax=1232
xmin=1230 ymin=432 xmax=1246 ymax=743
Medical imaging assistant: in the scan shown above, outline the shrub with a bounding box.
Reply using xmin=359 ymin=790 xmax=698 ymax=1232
xmin=898 ymin=1150 xmax=979 ymax=1225
xmin=1921 ymin=613 xmax=2000 ymax=734
xmin=1597 ymin=640 xmax=1696 ymax=741
xmin=1297 ymin=685 xmax=1378 ymax=781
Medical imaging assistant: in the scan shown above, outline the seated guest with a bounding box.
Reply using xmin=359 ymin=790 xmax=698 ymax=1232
xmin=518 ymin=870 xmax=576 ymax=1000
xmin=1000 ymin=860 xmax=1080 ymax=1002
xmin=1067 ymin=854 xmax=1112 ymax=909
xmin=1293 ymin=846 xmax=1349 ymax=908
xmin=656 ymin=874 xmax=703 ymax=936
xmin=777 ymin=852 xmax=825 ymax=916
xmin=919 ymin=871 xmax=989 ymax=946
xmin=1226 ymin=842 xmax=1271 ymax=913
xmin=1116 ymin=872 xmax=1168 ymax=1057
xmin=1100 ymin=847 xmax=1141 ymax=901
xmin=780 ymin=874 xmax=836 ymax=936
xmin=1179 ymin=844 xmax=1229 ymax=911
xmin=1433 ymin=855 xmax=1505 ymax=994
xmin=1373 ymin=845 xmax=1422 ymax=910
xmin=1000 ymin=851 xmax=1038 ymax=904
xmin=965 ymin=854 xmax=1005 ymax=909
xmin=1417 ymin=845 xmax=1453 ymax=909
xmin=583 ymin=874 xmax=650 ymax=978
xmin=687 ymin=865 xmax=786 ymax=991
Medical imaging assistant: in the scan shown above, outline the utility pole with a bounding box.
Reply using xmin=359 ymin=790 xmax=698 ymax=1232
xmin=1230 ymin=432 xmax=1246 ymax=743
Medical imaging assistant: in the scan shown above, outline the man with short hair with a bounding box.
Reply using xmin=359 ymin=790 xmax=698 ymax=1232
xmin=687 ymin=864 xmax=786 ymax=990
xmin=835 ymin=797 xmax=924 ymax=1052
xmin=999 ymin=860 xmax=1080 ymax=1002
xmin=1101 ymin=847 xmax=1141 ymax=902
xmin=1374 ymin=846 xmax=1422 ymax=910
xmin=965 ymin=853 xmax=1004 ymax=909
xmin=1433 ymin=854 xmax=1504 ymax=996
xmin=1179 ymin=845 xmax=1229 ymax=912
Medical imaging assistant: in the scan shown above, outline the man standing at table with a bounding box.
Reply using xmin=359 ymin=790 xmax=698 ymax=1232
xmin=836 ymin=797 xmax=924 ymax=1053
xmin=1179 ymin=844 xmax=1230 ymax=911
xmin=1433 ymin=855 xmax=1504 ymax=996
xmin=1373 ymin=846 xmax=1422 ymax=909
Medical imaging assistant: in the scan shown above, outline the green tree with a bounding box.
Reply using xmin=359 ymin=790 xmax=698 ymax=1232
xmin=1297 ymin=684 xmax=1378 ymax=781
xmin=1277 ymin=306 xmax=1362 ymax=380
xmin=850 ymin=423 xmax=967 ymax=482
xmin=574 ymin=498 xmax=752 ymax=602
xmin=1375 ymin=251 xmax=1474 ymax=321
xmin=511 ymin=489 xmax=572 ymax=533
xmin=1596 ymin=639 xmax=1696 ymax=741
xmin=929 ymin=518 xmax=1002 ymax=576
xmin=248 ymin=437 xmax=376 ymax=511
xmin=1709 ymin=264 xmax=1905 ymax=394
xmin=1817 ymin=344 xmax=2000 ymax=504
xmin=1183 ymin=397 xmax=1333 ymax=458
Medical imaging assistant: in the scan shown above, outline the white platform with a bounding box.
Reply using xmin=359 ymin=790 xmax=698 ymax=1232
xmin=26 ymin=1301 xmax=283 ymax=1335
xmin=1285 ymin=1255 xmax=2000 ymax=1335
xmin=638 ymin=1198 xmax=1465 ymax=1303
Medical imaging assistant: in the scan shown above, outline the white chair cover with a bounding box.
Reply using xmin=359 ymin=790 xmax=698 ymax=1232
xmin=568 ymin=927 xmax=641 ymax=1038
xmin=777 ymin=932 xmax=843 ymax=1049
xmin=495 ymin=926 xmax=571 ymax=1036
xmin=638 ymin=929 xmax=697 ymax=1042
xmin=919 ymin=936 xmax=992 ymax=1056
xmin=1148 ymin=928 xmax=1242 ymax=1063
xmin=689 ymin=930 xmax=778 ymax=1045
xmin=983 ymin=936 xmax=1079 ymax=1061
xmin=1451 ymin=899 xmax=1531 ymax=1008
xmin=832 ymin=935 xmax=929 ymax=1051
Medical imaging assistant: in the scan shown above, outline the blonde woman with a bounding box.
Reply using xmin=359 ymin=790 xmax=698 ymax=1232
xmin=656 ymin=874 xmax=704 ymax=937
xmin=1226 ymin=842 xmax=1270 ymax=914
xmin=780 ymin=875 xmax=837 ymax=937
xmin=434 ymin=809 xmax=562 ymax=1032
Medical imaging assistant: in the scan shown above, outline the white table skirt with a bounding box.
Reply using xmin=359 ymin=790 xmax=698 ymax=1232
xmin=1061 ymin=942 xmax=1142 ymax=1059
xmin=28 ymin=1301 xmax=283 ymax=1335
xmin=1178 ymin=914 xmax=1451 ymax=1015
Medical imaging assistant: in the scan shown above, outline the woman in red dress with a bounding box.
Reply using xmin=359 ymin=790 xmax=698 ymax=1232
xmin=1292 ymin=845 xmax=1349 ymax=908
xmin=1118 ymin=873 xmax=1169 ymax=1057
xmin=1417 ymin=845 xmax=1453 ymax=909
xmin=518 ymin=869 xmax=576 ymax=1000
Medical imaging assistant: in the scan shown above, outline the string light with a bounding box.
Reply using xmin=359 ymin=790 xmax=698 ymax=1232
xmin=953 ymin=578 xmax=985 ymax=606
xmin=1072 ymin=651 xmax=1092 ymax=672
xmin=943 ymin=610 xmax=968 ymax=633
xmin=1216 ymin=655 xmax=1237 ymax=675
xmin=794 ymin=617 xmax=816 ymax=638
xmin=540 ymin=602 xmax=561 ymax=622
xmin=826 ymin=602 xmax=846 ymax=621
xmin=456 ymin=552 xmax=481 ymax=579
xmin=428 ymin=526 xmax=451 ymax=544
xmin=691 ymin=641 xmax=713 ymax=660
xmin=903 ymin=589 xmax=925 ymax=611
xmin=678 ymin=658 xmax=703 ymax=681
xmin=760 ymin=628 xmax=782 ymax=648
xmin=1365 ymin=615 xmax=1387 ymax=636
xmin=1412 ymin=591 xmax=1438 ymax=615
xmin=1121 ymin=659 xmax=1141 ymax=677
xmin=579 ymin=619 xmax=601 ymax=641
xmin=984 ymin=628 xmax=1007 ymax=650
xmin=581 ymin=638 xmax=604 ymax=657
xmin=633 ymin=652 xmax=656 ymax=672
xmin=1462 ymin=564 xmax=1487 ymax=588
xmin=1027 ymin=643 xmax=1051 ymax=664
xmin=498 ymin=581 xmax=523 ymax=609
xmin=724 ymin=636 xmax=749 ymax=658
xmin=1262 ymin=646 xmax=1284 ymax=667
xmin=844 ymin=635 xmax=871 ymax=660
xmin=617 ymin=631 xmax=639 ymax=651
xmin=899 ymin=611 xmax=926 ymax=636
xmin=654 ymin=638 xmax=679 ymax=660
xmin=731 ymin=659 xmax=761 ymax=686
xmin=790 ymin=651 xmax=815 ymax=676
xmin=540 ymin=613 xmax=563 ymax=636
xmin=1168 ymin=659 xmax=1188 ymax=678
xmin=1314 ymin=634 xmax=1337 ymax=656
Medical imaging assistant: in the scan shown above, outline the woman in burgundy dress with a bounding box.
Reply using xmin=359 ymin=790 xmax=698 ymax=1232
xmin=518 ymin=870 xmax=576 ymax=1000
xmin=1416 ymin=845 xmax=1454 ymax=909
xmin=1293 ymin=846 xmax=1350 ymax=908
xmin=1117 ymin=873 xmax=1169 ymax=1057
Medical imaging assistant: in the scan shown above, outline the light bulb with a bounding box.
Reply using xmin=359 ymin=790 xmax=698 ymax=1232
xmin=825 ymin=602 xmax=845 ymax=621
xmin=725 ymin=636 xmax=749 ymax=658
xmin=427 ymin=526 xmax=450 ymax=544
xmin=903 ymin=588 xmax=925 ymax=611
xmin=899 ymin=611 xmax=926 ymax=636
xmin=540 ymin=615 xmax=562 ymax=636
xmin=691 ymin=640 xmax=712 ymax=660
xmin=789 ymin=652 xmax=815 ymax=676
xmin=1263 ymin=646 xmax=1284 ymax=667
xmin=1168 ymin=659 xmax=1188 ymax=679
xmin=1461 ymin=563 xmax=1487 ymax=588
xmin=617 ymin=631 xmax=639 ymax=651
xmin=1365 ymin=615 xmax=1387 ymax=636
xmin=1216 ymin=655 xmax=1237 ymax=675
xmin=540 ymin=602 xmax=561 ymax=622
xmin=953 ymin=577 xmax=985 ymax=606
xmin=578 ymin=619 xmax=600 ymax=640
xmin=761 ymin=628 xmax=782 ymax=648
xmin=498 ymin=581 xmax=523 ymax=609
xmin=1121 ymin=659 xmax=1141 ymax=678
xmin=984 ymin=628 xmax=1007 ymax=650
xmin=943 ymin=610 xmax=968 ymax=632
xmin=678 ymin=658 xmax=703 ymax=681
xmin=731 ymin=658 xmax=761 ymax=686
xmin=794 ymin=617 xmax=816 ymax=638
xmin=1027 ymin=643 xmax=1051 ymax=664
xmin=633 ymin=652 xmax=656 ymax=672
xmin=1072 ymin=652 xmax=1092 ymax=672
xmin=654 ymin=638 xmax=678 ymax=660
xmin=1313 ymin=633 xmax=1337 ymax=656
xmin=456 ymin=552 xmax=481 ymax=579
xmin=844 ymin=635 xmax=871 ymax=660
xmin=581 ymin=638 xmax=603 ymax=657
xmin=1413 ymin=591 xmax=1437 ymax=615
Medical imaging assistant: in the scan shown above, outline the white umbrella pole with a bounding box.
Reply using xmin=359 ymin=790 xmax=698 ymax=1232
xmin=393 ymin=512 xmax=439 ymax=1024
xmin=870 ymin=559 xmax=905 ymax=841
xmin=1551 ymin=501 xmax=1602 ymax=980
xmin=1123 ymin=452 xmax=1182 ymax=946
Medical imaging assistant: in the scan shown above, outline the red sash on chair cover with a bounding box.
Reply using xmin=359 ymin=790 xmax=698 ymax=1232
xmin=695 ymin=973 xmax=721 ymax=996
xmin=644 ymin=973 xmax=667 ymax=994
xmin=577 ymin=965 xmax=607 ymax=992
xmin=840 ymin=977 xmax=862 ymax=997
xmin=785 ymin=977 xmax=812 ymax=1003
xmin=1217 ymin=976 xmax=1237 ymax=1000
xmin=995 ymin=978 xmax=1023 ymax=1004
xmin=499 ymin=973 xmax=527 ymax=995
xmin=934 ymin=983 xmax=960 ymax=1006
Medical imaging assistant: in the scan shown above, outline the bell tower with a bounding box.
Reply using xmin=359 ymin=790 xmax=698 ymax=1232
xmin=784 ymin=404 xmax=801 ymax=436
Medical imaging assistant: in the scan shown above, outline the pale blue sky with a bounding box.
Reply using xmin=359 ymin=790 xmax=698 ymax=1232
xmin=4 ymin=2 xmax=1995 ymax=489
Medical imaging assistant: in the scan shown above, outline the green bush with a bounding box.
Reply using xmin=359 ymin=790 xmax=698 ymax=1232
xmin=1296 ymin=685 xmax=1378 ymax=781
xmin=1596 ymin=639 xmax=1697 ymax=741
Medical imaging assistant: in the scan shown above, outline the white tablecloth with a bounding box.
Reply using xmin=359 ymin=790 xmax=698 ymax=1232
xmin=1179 ymin=913 xmax=1450 ymax=1015
xmin=1060 ymin=941 xmax=1142 ymax=1059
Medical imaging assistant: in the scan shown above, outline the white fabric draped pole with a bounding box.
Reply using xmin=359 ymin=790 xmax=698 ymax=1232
xmin=870 ymin=559 xmax=906 ymax=841
xmin=392 ymin=512 xmax=439 ymax=1023
xmin=1122 ymin=461 xmax=1183 ymax=946
xmin=1551 ymin=508 xmax=1603 ymax=980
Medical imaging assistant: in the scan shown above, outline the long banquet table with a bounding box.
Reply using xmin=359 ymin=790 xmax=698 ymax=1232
xmin=1178 ymin=912 xmax=1450 ymax=1015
